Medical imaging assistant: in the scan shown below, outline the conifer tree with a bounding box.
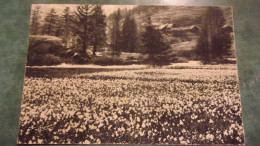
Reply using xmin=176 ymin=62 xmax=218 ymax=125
xmin=30 ymin=6 xmax=41 ymax=35
xmin=61 ymin=7 xmax=72 ymax=45
xmin=196 ymin=7 xmax=232 ymax=63
xmin=55 ymin=16 xmax=63 ymax=37
xmin=42 ymin=8 xmax=59 ymax=36
xmin=121 ymin=13 xmax=138 ymax=52
xmin=141 ymin=16 xmax=171 ymax=66
xmin=70 ymin=5 xmax=94 ymax=58
xmin=109 ymin=9 xmax=122 ymax=56
xmin=89 ymin=5 xmax=106 ymax=56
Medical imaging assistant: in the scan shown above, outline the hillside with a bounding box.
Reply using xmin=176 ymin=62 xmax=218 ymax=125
xmin=127 ymin=6 xmax=235 ymax=59
xmin=132 ymin=6 xmax=233 ymax=28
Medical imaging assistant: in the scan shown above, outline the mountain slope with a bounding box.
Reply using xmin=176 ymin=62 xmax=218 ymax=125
xmin=129 ymin=6 xmax=234 ymax=59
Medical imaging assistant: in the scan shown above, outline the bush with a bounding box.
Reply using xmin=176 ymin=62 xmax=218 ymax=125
xmin=28 ymin=35 xmax=64 ymax=55
xmin=42 ymin=54 xmax=62 ymax=65
xmin=177 ymin=50 xmax=196 ymax=60
xmin=215 ymin=58 xmax=236 ymax=64
xmin=176 ymin=57 xmax=189 ymax=63
xmin=27 ymin=35 xmax=65 ymax=66
xmin=73 ymin=54 xmax=89 ymax=64
xmin=91 ymin=56 xmax=135 ymax=66
xmin=27 ymin=54 xmax=61 ymax=66
xmin=139 ymin=54 xmax=171 ymax=67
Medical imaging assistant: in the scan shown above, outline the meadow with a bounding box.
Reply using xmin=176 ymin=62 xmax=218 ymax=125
xmin=18 ymin=64 xmax=244 ymax=144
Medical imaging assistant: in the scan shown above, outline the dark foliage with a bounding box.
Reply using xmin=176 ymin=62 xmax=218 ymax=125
xmin=27 ymin=35 xmax=64 ymax=66
xmin=121 ymin=13 xmax=138 ymax=53
xmin=89 ymin=5 xmax=107 ymax=56
xmin=61 ymin=7 xmax=72 ymax=44
xmin=30 ymin=6 xmax=41 ymax=35
xmin=109 ymin=9 xmax=122 ymax=56
xmin=195 ymin=7 xmax=232 ymax=64
xmin=42 ymin=8 xmax=59 ymax=36
xmin=70 ymin=5 xmax=94 ymax=59
xmin=141 ymin=16 xmax=172 ymax=66
xmin=90 ymin=56 xmax=130 ymax=65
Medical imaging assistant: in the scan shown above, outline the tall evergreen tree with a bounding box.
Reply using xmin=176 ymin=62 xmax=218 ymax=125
xmin=55 ymin=16 xmax=63 ymax=37
xmin=196 ymin=7 xmax=232 ymax=63
xmin=141 ymin=16 xmax=171 ymax=66
xmin=42 ymin=8 xmax=59 ymax=36
xmin=121 ymin=13 xmax=138 ymax=52
xmin=61 ymin=7 xmax=72 ymax=45
xmin=89 ymin=5 xmax=106 ymax=56
xmin=109 ymin=9 xmax=122 ymax=56
xmin=70 ymin=5 xmax=94 ymax=58
xmin=30 ymin=6 xmax=41 ymax=35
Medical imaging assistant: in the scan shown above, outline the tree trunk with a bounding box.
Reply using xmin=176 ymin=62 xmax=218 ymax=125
xmin=82 ymin=39 xmax=86 ymax=57
xmin=93 ymin=44 xmax=97 ymax=56
xmin=207 ymin=25 xmax=213 ymax=63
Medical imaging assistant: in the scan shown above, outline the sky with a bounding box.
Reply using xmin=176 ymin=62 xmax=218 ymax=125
xmin=32 ymin=4 xmax=135 ymax=18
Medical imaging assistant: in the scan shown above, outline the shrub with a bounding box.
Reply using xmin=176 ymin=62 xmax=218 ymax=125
xmin=176 ymin=57 xmax=189 ymax=63
xmin=28 ymin=35 xmax=64 ymax=55
xmin=90 ymin=56 xmax=135 ymax=66
xmin=27 ymin=54 xmax=61 ymax=66
xmin=27 ymin=35 xmax=65 ymax=66
xmin=139 ymin=55 xmax=171 ymax=67
xmin=73 ymin=54 xmax=89 ymax=64
xmin=42 ymin=54 xmax=62 ymax=65
xmin=215 ymin=58 xmax=236 ymax=64
xmin=177 ymin=50 xmax=196 ymax=60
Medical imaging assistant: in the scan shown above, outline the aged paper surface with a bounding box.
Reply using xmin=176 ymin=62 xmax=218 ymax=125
xmin=18 ymin=4 xmax=245 ymax=145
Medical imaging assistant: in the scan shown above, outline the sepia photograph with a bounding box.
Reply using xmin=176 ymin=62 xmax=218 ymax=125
xmin=18 ymin=4 xmax=245 ymax=145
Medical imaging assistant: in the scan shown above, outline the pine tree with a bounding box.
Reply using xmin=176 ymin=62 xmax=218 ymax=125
xmin=70 ymin=5 xmax=94 ymax=58
xmin=196 ymin=7 xmax=232 ymax=63
xmin=121 ymin=13 xmax=138 ymax=52
xmin=109 ymin=9 xmax=122 ymax=56
xmin=62 ymin=7 xmax=71 ymax=30
xmin=128 ymin=17 xmax=138 ymax=52
xmin=61 ymin=7 xmax=72 ymax=45
xmin=30 ymin=6 xmax=41 ymax=35
xmin=55 ymin=16 xmax=63 ymax=37
xmin=141 ymin=16 xmax=171 ymax=66
xmin=89 ymin=5 xmax=106 ymax=56
xmin=42 ymin=8 xmax=59 ymax=36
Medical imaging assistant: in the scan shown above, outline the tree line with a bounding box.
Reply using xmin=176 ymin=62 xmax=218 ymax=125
xmin=30 ymin=5 xmax=233 ymax=66
xmin=30 ymin=5 xmax=171 ymax=66
xmin=30 ymin=5 xmax=106 ymax=60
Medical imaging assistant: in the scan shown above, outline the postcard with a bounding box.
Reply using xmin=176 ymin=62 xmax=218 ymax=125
xmin=18 ymin=4 xmax=245 ymax=145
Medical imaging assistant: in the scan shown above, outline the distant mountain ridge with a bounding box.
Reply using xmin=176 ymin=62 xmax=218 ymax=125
xmin=131 ymin=6 xmax=233 ymax=27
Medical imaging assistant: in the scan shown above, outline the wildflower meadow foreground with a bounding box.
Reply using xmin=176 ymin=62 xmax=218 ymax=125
xmin=18 ymin=64 xmax=244 ymax=145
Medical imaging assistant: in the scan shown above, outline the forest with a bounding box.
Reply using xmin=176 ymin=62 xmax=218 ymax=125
xmin=28 ymin=5 xmax=234 ymax=66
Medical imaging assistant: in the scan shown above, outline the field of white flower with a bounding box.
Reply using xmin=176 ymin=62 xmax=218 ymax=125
xmin=18 ymin=64 xmax=244 ymax=144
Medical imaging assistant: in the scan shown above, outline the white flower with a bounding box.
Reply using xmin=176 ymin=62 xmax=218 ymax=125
xmin=96 ymin=138 xmax=101 ymax=144
xmin=179 ymin=136 xmax=184 ymax=141
xmin=179 ymin=120 xmax=184 ymax=125
xmin=140 ymin=131 xmax=144 ymax=136
xmin=206 ymin=134 xmax=214 ymax=141
xmin=89 ymin=135 xmax=94 ymax=139
xmin=84 ymin=140 xmax=90 ymax=144
xmin=224 ymin=130 xmax=229 ymax=136
xmin=89 ymin=124 xmax=97 ymax=130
